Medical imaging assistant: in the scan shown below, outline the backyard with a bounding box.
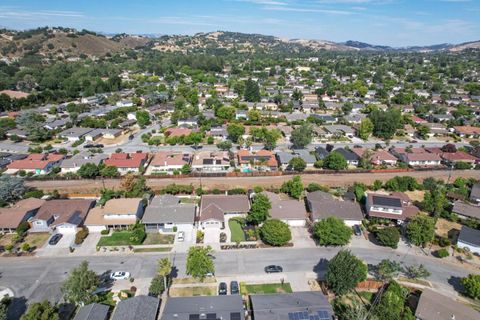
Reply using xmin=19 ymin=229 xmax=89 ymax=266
xmin=240 ymin=282 xmax=293 ymax=294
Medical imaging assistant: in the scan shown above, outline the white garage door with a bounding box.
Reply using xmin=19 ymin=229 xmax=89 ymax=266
xmin=56 ymin=225 xmax=76 ymax=234
xmin=86 ymin=225 xmax=107 ymax=232
xmin=286 ymin=219 xmax=306 ymax=227
xmin=203 ymin=221 xmax=221 ymax=228
xmin=176 ymin=224 xmax=194 ymax=233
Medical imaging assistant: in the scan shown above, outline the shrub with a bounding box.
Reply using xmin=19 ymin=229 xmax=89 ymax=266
xmin=75 ymin=228 xmax=89 ymax=245
xmin=437 ymin=236 xmax=451 ymax=247
xmin=436 ymin=248 xmax=449 ymax=258
xmin=100 ymin=229 xmax=110 ymax=235
xmin=173 ymin=226 xmax=178 ymax=232
xmin=5 ymin=244 xmax=13 ymax=252
xmin=375 ymin=227 xmax=400 ymax=249
xmin=21 ymin=243 xmax=30 ymax=252
xmin=461 ymin=274 xmax=480 ymax=300
xmin=313 ymin=217 xmax=352 ymax=246
xmin=260 ymin=219 xmax=291 ymax=246
xmin=16 ymin=221 xmax=30 ymax=235
xmin=129 ymin=228 xmax=146 ymax=245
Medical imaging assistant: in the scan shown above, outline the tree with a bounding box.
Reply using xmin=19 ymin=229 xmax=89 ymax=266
xmin=16 ymin=110 xmax=51 ymax=142
xmin=157 ymin=258 xmax=172 ymax=291
xmin=290 ymin=124 xmax=313 ymax=149
xmin=323 ymin=152 xmax=348 ymax=170
xmin=313 ymin=217 xmax=352 ymax=246
xmin=100 ymin=165 xmax=119 ymax=177
xmin=186 ymin=246 xmax=214 ymax=280
xmin=149 ymin=275 xmax=165 ymax=297
xmin=77 ymin=163 xmax=100 ymax=179
xmin=260 ymin=219 xmax=291 ymax=246
xmin=216 ymin=140 xmax=232 ymax=151
xmin=181 ymin=164 xmax=192 ymax=175
xmin=404 ymin=264 xmax=430 ymax=279
xmin=61 ymin=261 xmax=99 ymax=306
xmin=375 ymin=259 xmax=403 ymax=280
xmin=358 ymin=118 xmax=374 ymax=140
xmin=280 ymin=176 xmax=304 ymax=199
xmin=121 ymin=174 xmax=149 ymax=197
xmin=325 ymin=250 xmax=367 ymax=295
xmin=0 ymin=175 xmax=26 ymax=204
xmin=461 ymin=274 xmax=480 ymax=300
xmin=288 ymin=157 xmax=307 ymax=172
xmin=375 ymin=227 xmax=400 ymax=249
xmin=422 ymin=189 xmax=446 ymax=217
xmin=136 ymin=110 xmax=151 ymax=128
xmin=416 ymin=125 xmax=430 ymax=140
xmin=20 ymin=301 xmax=59 ymax=320
xmin=373 ymin=281 xmax=412 ymax=320
xmin=406 ymin=215 xmax=435 ymax=247
xmin=227 ymin=123 xmax=245 ymax=143
xmin=216 ymin=106 xmax=236 ymax=120
xmin=247 ymin=193 xmax=271 ymax=225
xmin=244 ymin=78 xmax=260 ymax=102
xmin=369 ymin=108 xmax=402 ymax=139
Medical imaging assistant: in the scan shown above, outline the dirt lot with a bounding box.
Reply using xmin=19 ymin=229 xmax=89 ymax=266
xmin=435 ymin=218 xmax=462 ymax=239
xmin=26 ymin=170 xmax=480 ymax=194
xmin=404 ymin=190 xmax=425 ymax=202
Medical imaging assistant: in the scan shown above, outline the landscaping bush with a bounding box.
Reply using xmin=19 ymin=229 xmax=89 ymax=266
xmin=260 ymin=219 xmax=291 ymax=246
xmin=16 ymin=221 xmax=30 ymax=235
xmin=75 ymin=228 xmax=89 ymax=245
xmin=436 ymin=236 xmax=451 ymax=247
xmin=375 ymin=227 xmax=400 ymax=249
xmin=129 ymin=227 xmax=146 ymax=245
xmin=21 ymin=243 xmax=30 ymax=252
xmin=313 ymin=216 xmax=352 ymax=246
xmin=436 ymin=248 xmax=449 ymax=258
xmin=100 ymin=229 xmax=110 ymax=235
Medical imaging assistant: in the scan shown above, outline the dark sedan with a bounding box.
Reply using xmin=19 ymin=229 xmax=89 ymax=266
xmin=48 ymin=234 xmax=63 ymax=245
xmin=218 ymin=282 xmax=227 ymax=295
xmin=264 ymin=265 xmax=283 ymax=273
xmin=230 ymin=281 xmax=239 ymax=294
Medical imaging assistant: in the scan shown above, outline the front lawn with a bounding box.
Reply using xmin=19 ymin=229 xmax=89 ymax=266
xmin=169 ymin=286 xmax=216 ymax=297
xmin=133 ymin=247 xmax=172 ymax=253
xmin=97 ymin=231 xmax=134 ymax=246
xmin=24 ymin=233 xmax=50 ymax=249
xmin=240 ymin=282 xmax=292 ymax=294
xmin=229 ymin=219 xmax=246 ymax=242
xmin=0 ymin=234 xmax=15 ymax=247
xmin=142 ymin=233 xmax=175 ymax=245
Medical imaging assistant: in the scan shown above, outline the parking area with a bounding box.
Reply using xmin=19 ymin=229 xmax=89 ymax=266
xmin=173 ymin=228 xmax=197 ymax=253
xmin=291 ymin=227 xmax=316 ymax=248
xmin=36 ymin=232 xmax=75 ymax=257
xmin=204 ymin=228 xmax=220 ymax=244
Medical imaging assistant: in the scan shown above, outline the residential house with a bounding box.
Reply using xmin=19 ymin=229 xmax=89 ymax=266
xmin=60 ymin=153 xmax=108 ymax=174
xmin=116 ymin=100 xmax=134 ymax=108
xmin=199 ymin=195 xmax=250 ymax=229
xmin=111 ymin=296 xmax=159 ymax=320
xmin=44 ymin=118 xmax=69 ymax=131
xmin=315 ymin=147 xmax=329 ymax=160
xmin=73 ymin=303 xmax=110 ymax=320
xmin=424 ymin=122 xmax=449 ymax=136
xmin=84 ymin=129 xmax=122 ymax=142
xmin=103 ymin=153 xmax=148 ymax=174
xmin=148 ymin=152 xmax=191 ymax=175
xmin=276 ymin=150 xmax=316 ymax=170
xmin=333 ymin=148 xmax=360 ymax=167
xmin=165 ymin=127 xmax=192 ymax=138
xmin=0 ymin=153 xmax=27 ymax=169
xmin=452 ymin=201 xmax=480 ymax=220
xmin=161 ymin=295 xmax=244 ymax=320
xmin=351 ymin=148 xmax=397 ymax=166
xmin=399 ymin=152 xmax=442 ymax=167
xmin=7 ymin=153 xmax=64 ymax=175
xmin=310 ymin=114 xmax=337 ymax=124
xmin=323 ymin=125 xmax=356 ymax=138
xmin=0 ymin=198 xmax=45 ymax=233
xmin=469 ymin=183 xmax=480 ymax=204
xmin=142 ymin=195 xmax=196 ymax=233
xmin=428 ymin=114 xmax=453 ymax=123
xmin=344 ymin=113 xmax=366 ymax=124
xmin=261 ymin=192 xmax=307 ymax=226
xmin=441 ymin=151 xmax=478 ymax=165
xmin=85 ymin=198 xmax=144 ymax=231
xmin=177 ymin=117 xmax=198 ymax=127
xmin=415 ymin=289 xmax=479 ymax=320
xmin=454 ymin=126 xmax=480 ymax=138
xmin=457 ymin=226 xmax=480 ymax=255
xmin=30 ymin=199 xmax=95 ymax=233
xmin=250 ymin=292 xmax=333 ymax=320
xmin=59 ymin=127 xmax=93 ymax=142
xmin=411 ymin=115 xmax=427 ymax=124
xmin=191 ymin=151 xmax=230 ymax=173
xmin=207 ymin=126 xmax=228 ymax=140
xmin=237 ymin=149 xmax=278 ymax=172
xmin=306 ymin=191 xmax=363 ymax=227
xmin=366 ymin=192 xmax=419 ymax=222
xmin=235 ymin=110 xmax=248 ymax=120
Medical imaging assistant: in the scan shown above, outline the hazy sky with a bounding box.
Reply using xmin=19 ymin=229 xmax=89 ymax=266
xmin=0 ymin=0 xmax=479 ymax=46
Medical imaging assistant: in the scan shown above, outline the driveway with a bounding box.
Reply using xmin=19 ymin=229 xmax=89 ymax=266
xmin=173 ymin=228 xmax=196 ymax=253
xmin=204 ymin=228 xmax=220 ymax=244
xmin=36 ymin=233 xmax=75 ymax=257
xmin=73 ymin=232 xmax=102 ymax=256
xmin=291 ymin=227 xmax=316 ymax=248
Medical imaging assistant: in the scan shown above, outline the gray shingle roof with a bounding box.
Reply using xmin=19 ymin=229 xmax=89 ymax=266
xmin=73 ymin=303 xmax=109 ymax=320
xmin=452 ymin=201 xmax=480 ymax=219
xmin=306 ymin=191 xmax=363 ymax=221
xmin=162 ymin=295 xmax=244 ymax=320
xmin=458 ymin=225 xmax=480 ymax=248
xmin=142 ymin=195 xmax=196 ymax=224
xmin=111 ymin=296 xmax=159 ymax=320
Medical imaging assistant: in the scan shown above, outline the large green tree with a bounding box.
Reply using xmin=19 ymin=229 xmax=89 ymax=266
xmin=326 ymin=250 xmax=367 ymax=295
xmin=406 ymin=215 xmax=435 ymax=247
xmin=375 ymin=227 xmax=400 ymax=249
xmin=61 ymin=261 xmax=99 ymax=305
xmin=20 ymin=301 xmax=59 ymax=320
xmin=77 ymin=163 xmax=100 ymax=179
xmin=186 ymin=246 xmax=215 ymax=280
xmin=369 ymin=108 xmax=403 ymax=139
xmin=461 ymin=274 xmax=480 ymax=300
xmin=280 ymin=176 xmax=304 ymax=199
xmin=358 ymin=118 xmax=374 ymax=140
xmin=323 ymin=152 xmax=348 ymax=170
xmin=290 ymin=124 xmax=313 ymax=149
xmin=244 ymin=78 xmax=260 ymax=102
xmin=227 ymin=123 xmax=245 ymax=143
xmin=313 ymin=217 xmax=352 ymax=246
xmin=288 ymin=157 xmax=307 ymax=172
xmin=260 ymin=219 xmax=291 ymax=246
xmin=247 ymin=193 xmax=271 ymax=225
xmin=0 ymin=175 xmax=26 ymax=204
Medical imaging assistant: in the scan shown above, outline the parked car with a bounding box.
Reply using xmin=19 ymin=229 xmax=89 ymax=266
xmin=94 ymin=144 xmax=104 ymax=148
xmin=218 ymin=282 xmax=227 ymax=295
xmin=110 ymin=271 xmax=130 ymax=280
xmin=230 ymin=281 xmax=239 ymax=294
xmin=83 ymin=144 xmax=94 ymax=149
xmin=48 ymin=233 xmax=63 ymax=245
xmin=264 ymin=265 xmax=283 ymax=273
xmin=177 ymin=231 xmax=185 ymax=242
xmin=129 ymin=134 xmax=134 ymax=140
xmin=353 ymin=225 xmax=362 ymax=236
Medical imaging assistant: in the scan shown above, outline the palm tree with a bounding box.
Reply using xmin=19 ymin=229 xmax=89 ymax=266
xmin=157 ymin=258 xmax=172 ymax=290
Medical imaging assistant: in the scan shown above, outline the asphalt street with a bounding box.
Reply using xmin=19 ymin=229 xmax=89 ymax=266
xmin=0 ymin=246 xmax=475 ymax=304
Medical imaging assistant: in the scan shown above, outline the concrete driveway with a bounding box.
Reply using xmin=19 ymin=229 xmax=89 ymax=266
xmin=36 ymin=233 xmax=75 ymax=257
xmin=291 ymin=227 xmax=316 ymax=248
xmin=73 ymin=232 xmax=102 ymax=255
xmin=173 ymin=228 xmax=197 ymax=253
xmin=204 ymin=228 xmax=220 ymax=244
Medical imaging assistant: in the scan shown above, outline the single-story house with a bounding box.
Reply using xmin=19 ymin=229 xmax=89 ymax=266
xmin=7 ymin=153 xmax=64 ymax=175
xmin=315 ymin=147 xmax=329 ymax=160
xmin=415 ymin=289 xmax=479 ymax=320
xmin=84 ymin=128 xmax=122 ymax=141
xmin=457 ymin=225 xmax=480 ymax=255
xmin=30 ymin=199 xmax=95 ymax=233
xmin=323 ymin=125 xmax=356 ymax=138
xmin=366 ymin=192 xmax=419 ymax=222
xmin=452 ymin=201 xmax=480 ymax=220
xmin=111 ymin=296 xmax=159 ymax=320
xmin=306 ymin=191 xmax=363 ymax=227
xmin=148 ymin=152 xmax=191 ymax=175
xmin=161 ymin=295 xmax=244 ymax=320
xmin=0 ymin=198 xmax=45 ymax=233
xmin=60 ymin=153 xmax=108 ymax=174
xmin=73 ymin=303 xmax=110 ymax=320
xmin=237 ymin=149 xmax=278 ymax=172
xmin=469 ymin=183 xmax=480 ymax=204
xmin=165 ymin=128 xmax=192 ymax=138
xmin=262 ymin=192 xmax=307 ymax=226
xmin=142 ymin=195 xmax=196 ymax=233
xmin=399 ymin=152 xmax=442 ymax=167
xmin=85 ymin=198 xmax=144 ymax=232
xmin=199 ymin=195 xmax=250 ymax=229
xmin=250 ymin=291 xmax=333 ymax=320
xmin=454 ymin=126 xmax=480 ymax=138
xmin=332 ymin=148 xmax=360 ymax=167
xmin=191 ymin=151 xmax=230 ymax=173
xmin=351 ymin=148 xmax=397 ymax=166
xmin=59 ymin=127 xmax=94 ymax=142
xmin=103 ymin=153 xmax=149 ymax=174
xmin=441 ymin=151 xmax=478 ymax=164
xmin=44 ymin=118 xmax=69 ymax=131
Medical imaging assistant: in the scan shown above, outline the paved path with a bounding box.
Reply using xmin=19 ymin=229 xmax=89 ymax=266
xmin=25 ymin=169 xmax=480 ymax=192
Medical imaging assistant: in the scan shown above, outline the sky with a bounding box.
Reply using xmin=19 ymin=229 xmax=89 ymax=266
xmin=0 ymin=0 xmax=479 ymax=47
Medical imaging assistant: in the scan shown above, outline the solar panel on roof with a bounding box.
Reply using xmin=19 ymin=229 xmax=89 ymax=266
xmin=206 ymin=313 xmax=217 ymax=319
xmin=317 ymin=310 xmax=330 ymax=320
xmin=288 ymin=313 xmax=295 ymax=320
xmin=230 ymin=312 xmax=241 ymax=320
xmin=189 ymin=315 xmax=200 ymax=320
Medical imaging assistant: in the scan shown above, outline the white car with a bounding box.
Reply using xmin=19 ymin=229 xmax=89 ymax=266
xmin=110 ymin=271 xmax=130 ymax=280
xmin=177 ymin=231 xmax=185 ymax=242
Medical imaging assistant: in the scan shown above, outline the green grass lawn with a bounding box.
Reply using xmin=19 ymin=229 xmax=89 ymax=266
xmin=229 ymin=219 xmax=246 ymax=242
xmin=142 ymin=233 xmax=175 ymax=245
xmin=97 ymin=231 xmax=134 ymax=246
xmin=241 ymin=282 xmax=293 ymax=294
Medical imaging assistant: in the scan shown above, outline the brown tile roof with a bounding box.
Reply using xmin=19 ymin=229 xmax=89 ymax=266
xmin=237 ymin=149 xmax=278 ymax=167
xmin=199 ymin=195 xmax=250 ymax=222
xmin=7 ymin=153 xmax=64 ymax=170
xmin=263 ymin=191 xmax=307 ymax=220
xmin=0 ymin=90 xmax=30 ymax=99
xmin=150 ymin=152 xmax=190 ymax=167
xmin=35 ymin=199 xmax=95 ymax=227
xmin=104 ymin=153 xmax=148 ymax=168
xmin=403 ymin=153 xmax=442 ymax=161
xmin=165 ymin=128 xmax=192 ymax=137
xmin=306 ymin=191 xmax=363 ymax=221
xmin=454 ymin=126 xmax=480 ymax=135
xmin=441 ymin=151 xmax=478 ymax=162
xmin=0 ymin=198 xmax=45 ymax=229
xmin=84 ymin=198 xmax=142 ymax=226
